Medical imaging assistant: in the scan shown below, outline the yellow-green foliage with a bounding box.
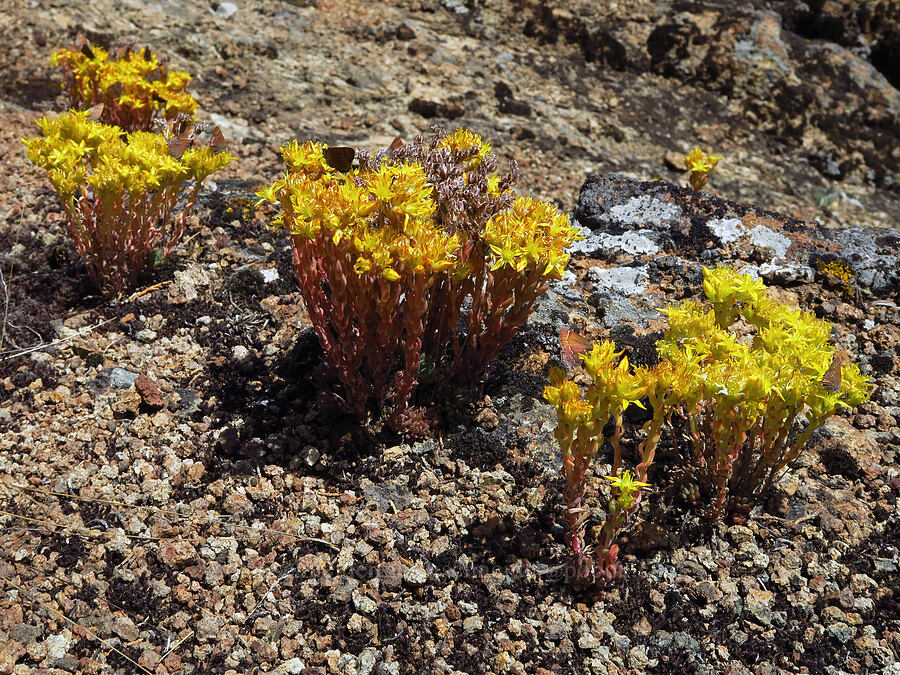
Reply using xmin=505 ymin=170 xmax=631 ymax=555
xmin=543 ymin=343 xmax=677 ymax=588
xmin=51 ymin=41 xmax=196 ymax=131
xmin=258 ymin=130 xmax=580 ymax=429
xmin=24 ymin=110 xmax=232 ymax=293
xmin=684 ymin=147 xmax=722 ymax=192
xmin=658 ymin=266 xmax=870 ymax=517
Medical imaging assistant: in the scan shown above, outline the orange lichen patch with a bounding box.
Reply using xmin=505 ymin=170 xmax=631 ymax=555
xmin=739 ymin=213 xmax=785 ymax=231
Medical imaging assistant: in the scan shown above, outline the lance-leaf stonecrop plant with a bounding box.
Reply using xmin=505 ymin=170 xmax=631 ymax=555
xmin=544 ymin=266 xmax=870 ymax=590
xmin=658 ymin=266 xmax=871 ymax=520
xmin=544 ymin=344 xmax=683 ymax=590
xmin=52 ymin=39 xmax=196 ymax=131
xmin=24 ymin=110 xmax=232 ymax=294
xmin=684 ymin=147 xmax=722 ymax=192
xmin=258 ymin=128 xmax=579 ymax=433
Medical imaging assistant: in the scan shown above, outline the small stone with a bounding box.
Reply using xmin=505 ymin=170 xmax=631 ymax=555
xmin=629 ymin=645 xmax=650 ymax=670
xmin=396 ymin=22 xmax=416 ymax=40
xmin=745 ymin=589 xmax=774 ymax=625
xmin=358 ymin=649 xmax=379 ymax=675
xmin=694 ymin=581 xmax=723 ymax=604
xmin=105 ymin=367 xmax=139 ymax=389
xmin=157 ymin=540 xmax=199 ymax=569
xmin=727 ymin=525 xmax=755 ymax=545
xmin=822 ymin=606 xmax=847 ymax=624
xmin=280 ymin=657 xmax=306 ymax=674
xmin=664 ymin=151 xmax=686 ymax=172
xmin=433 ymin=617 xmax=450 ymax=638
xmin=577 ymin=632 xmax=601 ymax=650
xmin=134 ymin=374 xmax=164 ymax=407
xmin=232 ymin=345 xmax=250 ymax=362
xmin=524 ymin=487 xmax=543 ymax=508
xmin=204 ymin=561 xmax=225 ymax=587
xmin=214 ymin=2 xmax=238 ymax=19
xmin=112 ymin=616 xmax=140 ymax=641
xmin=196 ymin=616 xmax=222 ymax=642
xmin=827 ymin=622 xmax=855 ymax=644
xmin=462 ymin=615 xmax=483 ymax=631
xmin=44 ymin=633 xmax=73 ymax=660
xmin=302 ymin=446 xmax=321 ymax=467
xmin=352 ymin=589 xmax=377 ymax=615
xmin=222 ymin=492 xmax=252 ymax=515
xmin=377 ymin=561 xmax=405 ymax=591
xmin=633 ymin=617 xmax=652 ymax=636
xmin=135 ymin=328 xmax=157 ymax=343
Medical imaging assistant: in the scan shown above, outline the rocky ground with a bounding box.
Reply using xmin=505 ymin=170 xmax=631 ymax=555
xmin=0 ymin=1 xmax=898 ymax=674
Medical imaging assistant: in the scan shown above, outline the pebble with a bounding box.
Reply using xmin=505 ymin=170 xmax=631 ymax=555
xmin=43 ymin=632 xmax=72 ymax=660
xmin=377 ymin=561 xmax=405 ymax=591
xmin=135 ymin=328 xmax=157 ymax=343
xmin=629 ymin=645 xmax=650 ymax=670
xmin=744 ymin=588 xmax=774 ymax=625
xmin=577 ymin=632 xmax=601 ymax=650
xmin=196 ymin=616 xmax=222 ymax=642
xmin=463 ymin=615 xmax=484 ymax=631
xmin=280 ymin=658 xmax=306 ymax=674
xmin=214 ymin=2 xmax=238 ymax=19
xmin=104 ymin=367 xmax=139 ymax=388
xmin=827 ymin=621 xmax=855 ymax=644
xmin=727 ymin=525 xmax=755 ymax=545
xmin=403 ymin=563 xmax=428 ymax=586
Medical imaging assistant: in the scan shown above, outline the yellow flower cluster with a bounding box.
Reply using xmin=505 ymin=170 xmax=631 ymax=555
xmin=24 ymin=110 xmax=232 ymax=294
xmin=439 ymin=128 xmax=492 ymax=171
xmin=684 ymin=147 xmax=722 ymax=192
xmin=603 ymin=470 xmax=650 ymax=511
xmin=259 ymin=141 xmax=457 ymax=281
xmin=484 ymin=196 xmax=574 ymax=278
xmin=545 ymin=341 xmax=648 ymax=429
xmin=51 ymin=42 xmax=196 ymax=124
xmin=259 ymin=137 xmax=581 ymax=284
xmin=658 ymin=266 xmax=870 ymax=418
xmin=24 ymin=111 xmax=231 ymax=200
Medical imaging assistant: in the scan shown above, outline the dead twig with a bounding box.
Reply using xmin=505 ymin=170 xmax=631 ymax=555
xmin=0 ymin=317 xmax=117 ymax=362
xmin=0 ymin=508 xmax=236 ymax=544
xmin=243 ymin=567 xmax=296 ymax=624
xmin=0 ymin=573 xmax=154 ymax=675
xmin=159 ymin=629 xmax=194 ymax=660
xmin=125 ymin=280 xmax=172 ymax=303
xmin=0 ymin=263 xmax=11 ymax=354
xmin=1 ymin=484 xmax=341 ymax=551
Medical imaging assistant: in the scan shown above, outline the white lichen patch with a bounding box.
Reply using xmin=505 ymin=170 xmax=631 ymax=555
xmin=748 ymin=225 xmax=792 ymax=260
xmin=605 ymin=195 xmax=681 ymax=226
xmin=707 ymin=217 xmax=746 ymax=244
xmin=587 ymin=265 xmax=649 ymax=296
